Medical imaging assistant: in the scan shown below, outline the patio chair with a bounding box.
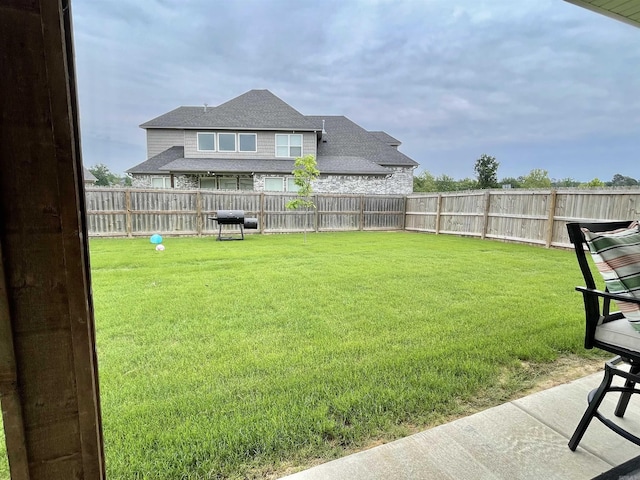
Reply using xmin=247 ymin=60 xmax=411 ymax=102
xmin=566 ymin=221 xmax=640 ymax=451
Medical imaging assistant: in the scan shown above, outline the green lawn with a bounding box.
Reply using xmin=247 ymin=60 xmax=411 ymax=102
xmin=0 ymin=232 xmax=602 ymax=479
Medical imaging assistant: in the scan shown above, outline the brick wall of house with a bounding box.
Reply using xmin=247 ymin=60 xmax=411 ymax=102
xmin=131 ymin=166 xmax=414 ymax=194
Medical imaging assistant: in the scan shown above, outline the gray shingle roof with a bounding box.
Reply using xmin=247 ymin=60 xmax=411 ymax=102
xmin=126 ymin=146 xmax=185 ymax=174
xmin=160 ymin=158 xmax=296 ymax=174
xmin=308 ymin=116 xmax=418 ymax=168
xmin=158 ymin=156 xmax=390 ymax=175
xmin=368 ymin=131 xmax=401 ymax=146
xmin=140 ymin=90 xmax=319 ymax=131
xmin=83 ymin=167 xmax=97 ymax=182
xmin=131 ymin=91 xmax=419 ymax=176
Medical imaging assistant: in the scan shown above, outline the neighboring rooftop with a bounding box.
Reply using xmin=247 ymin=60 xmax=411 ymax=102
xmin=140 ymin=89 xmax=319 ymax=131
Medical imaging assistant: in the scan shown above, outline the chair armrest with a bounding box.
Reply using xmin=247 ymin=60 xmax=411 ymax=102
xmin=576 ymin=286 xmax=640 ymax=305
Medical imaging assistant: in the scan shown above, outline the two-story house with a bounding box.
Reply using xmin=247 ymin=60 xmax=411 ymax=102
xmin=127 ymin=89 xmax=419 ymax=194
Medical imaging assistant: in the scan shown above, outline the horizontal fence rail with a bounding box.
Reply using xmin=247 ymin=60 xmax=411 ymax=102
xmin=85 ymin=187 xmax=640 ymax=247
xmin=85 ymin=188 xmax=406 ymax=238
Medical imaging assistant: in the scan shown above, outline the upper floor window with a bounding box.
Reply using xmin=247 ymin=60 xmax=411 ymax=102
xmin=276 ymin=134 xmax=302 ymax=157
xmin=239 ymin=133 xmax=257 ymax=152
xmin=218 ymin=133 xmax=236 ymax=152
xmin=197 ymin=133 xmax=215 ymax=151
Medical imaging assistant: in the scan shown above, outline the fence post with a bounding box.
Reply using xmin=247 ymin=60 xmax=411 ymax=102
xmin=314 ymin=194 xmax=319 ymax=232
xmin=196 ymin=190 xmax=202 ymax=236
xmin=259 ymin=192 xmax=265 ymax=233
xmin=125 ymin=189 xmax=132 ymax=238
xmin=545 ymin=190 xmax=558 ymax=248
xmin=481 ymin=190 xmax=491 ymax=239
xmin=401 ymin=196 xmax=407 ymax=231
xmin=359 ymin=195 xmax=365 ymax=231
xmin=435 ymin=194 xmax=442 ymax=234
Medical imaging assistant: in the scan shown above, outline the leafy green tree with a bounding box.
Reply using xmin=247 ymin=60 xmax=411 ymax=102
xmin=286 ymin=155 xmax=320 ymax=242
xmin=609 ymin=174 xmax=638 ymax=187
xmin=520 ymin=169 xmax=551 ymax=189
xmin=474 ymin=154 xmax=499 ymax=189
xmin=453 ymin=177 xmax=478 ymax=191
xmin=580 ymin=178 xmax=606 ymax=188
xmin=553 ymin=177 xmax=581 ymax=187
xmin=89 ymin=163 xmax=120 ymax=186
xmin=500 ymin=177 xmax=522 ymax=189
xmin=413 ymin=171 xmax=437 ymax=192
xmin=434 ymin=174 xmax=459 ymax=192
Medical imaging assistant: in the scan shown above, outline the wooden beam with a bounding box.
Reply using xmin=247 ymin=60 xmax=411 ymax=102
xmin=0 ymin=0 xmax=105 ymax=479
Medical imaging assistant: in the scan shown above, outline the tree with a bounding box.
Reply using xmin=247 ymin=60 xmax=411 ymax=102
xmin=434 ymin=174 xmax=459 ymax=192
xmin=500 ymin=177 xmax=522 ymax=189
xmin=88 ymin=163 xmax=120 ymax=186
xmin=413 ymin=171 xmax=436 ymax=192
xmin=520 ymin=169 xmax=551 ymax=189
xmin=553 ymin=177 xmax=581 ymax=188
xmin=610 ymin=174 xmax=638 ymax=187
xmin=286 ymin=155 xmax=320 ymax=242
xmin=474 ymin=154 xmax=499 ymax=189
xmin=580 ymin=178 xmax=606 ymax=188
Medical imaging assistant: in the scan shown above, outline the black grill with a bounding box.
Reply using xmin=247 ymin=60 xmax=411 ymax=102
xmin=209 ymin=210 xmax=258 ymax=240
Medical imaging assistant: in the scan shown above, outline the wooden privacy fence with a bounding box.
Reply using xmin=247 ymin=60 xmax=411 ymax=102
xmin=85 ymin=188 xmax=406 ymax=237
xmin=85 ymin=187 xmax=640 ymax=247
xmin=406 ymin=189 xmax=640 ymax=248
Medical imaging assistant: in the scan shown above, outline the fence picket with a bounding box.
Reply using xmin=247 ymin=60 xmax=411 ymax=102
xmin=84 ymin=187 xmax=640 ymax=247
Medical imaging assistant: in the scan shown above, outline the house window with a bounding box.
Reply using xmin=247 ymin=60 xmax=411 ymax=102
xmin=200 ymin=177 xmax=217 ymax=189
xmin=197 ymin=133 xmax=215 ymax=151
xmin=218 ymin=177 xmax=238 ymax=190
xmin=151 ymin=176 xmax=171 ymax=188
xmin=239 ymin=177 xmax=254 ymax=190
xmin=239 ymin=133 xmax=257 ymax=152
xmin=287 ymin=177 xmax=299 ymax=192
xmin=264 ymin=177 xmax=284 ymax=191
xmin=218 ymin=133 xmax=236 ymax=152
xmin=276 ymin=134 xmax=302 ymax=157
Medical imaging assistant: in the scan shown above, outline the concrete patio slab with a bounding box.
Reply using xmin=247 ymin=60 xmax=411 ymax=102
xmin=280 ymin=371 xmax=640 ymax=480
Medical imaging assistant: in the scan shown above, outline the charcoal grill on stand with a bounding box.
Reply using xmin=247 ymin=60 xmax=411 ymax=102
xmin=209 ymin=210 xmax=258 ymax=241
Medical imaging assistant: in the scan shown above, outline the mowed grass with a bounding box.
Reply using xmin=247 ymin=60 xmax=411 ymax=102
xmin=1 ymin=232 xmax=602 ymax=479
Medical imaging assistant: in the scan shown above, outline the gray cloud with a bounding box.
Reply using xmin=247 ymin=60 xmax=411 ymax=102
xmin=73 ymin=0 xmax=640 ymax=182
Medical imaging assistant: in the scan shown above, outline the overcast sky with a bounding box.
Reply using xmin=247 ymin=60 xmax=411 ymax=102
xmin=72 ymin=0 xmax=639 ymax=183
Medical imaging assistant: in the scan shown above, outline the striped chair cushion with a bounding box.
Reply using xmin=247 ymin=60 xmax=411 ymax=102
xmin=583 ymin=222 xmax=640 ymax=331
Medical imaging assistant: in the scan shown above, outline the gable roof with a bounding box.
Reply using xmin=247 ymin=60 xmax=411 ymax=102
xmin=308 ymin=116 xmax=418 ymax=168
xmin=83 ymin=167 xmax=97 ymax=183
xmin=140 ymin=90 xmax=319 ymax=131
xmin=131 ymin=91 xmax=419 ymax=176
xmin=368 ymin=131 xmax=401 ymax=147
xmin=127 ymin=146 xmax=185 ymax=174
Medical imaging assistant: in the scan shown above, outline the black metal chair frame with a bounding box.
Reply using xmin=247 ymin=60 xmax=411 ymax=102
xmin=567 ymin=221 xmax=640 ymax=451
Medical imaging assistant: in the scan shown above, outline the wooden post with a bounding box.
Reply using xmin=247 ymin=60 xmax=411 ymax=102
xmin=359 ymin=195 xmax=365 ymax=231
xmin=0 ymin=1 xmax=105 ymax=478
xmin=481 ymin=190 xmax=491 ymax=239
xmin=401 ymin=196 xmax=407 ymax=231
xmin=259 ymin=192 xmax=265 ymax=233
xmin=196 ymin=190 xmax=203 ymax=236
xmin=125 ymin=189 xmax=133 ymax=237
xmin=312 ymin=194 xmax=318 ymax=232
xmin=0 ymin=245 xmax=29 ymax=480
xmin=435 ymin=194 xmax=442 ymax=234
xmin=545 ymin=190 xmax=558 ymax=248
